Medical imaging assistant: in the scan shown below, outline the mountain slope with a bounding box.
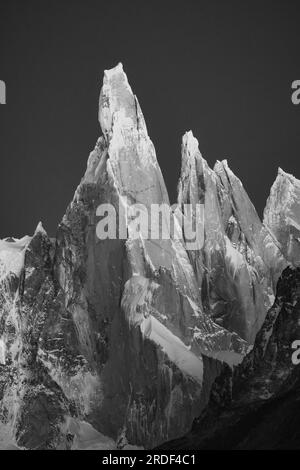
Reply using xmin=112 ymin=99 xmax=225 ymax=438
xmin=178 ymin=131 xmax=287 ymax=343
xmin=161 ymin=266 xmax=300 ymax=449
xmin=0 ymin=64 xmax=298 ymax=450
xmin=0 ymin=64 xmax=249 ymax=449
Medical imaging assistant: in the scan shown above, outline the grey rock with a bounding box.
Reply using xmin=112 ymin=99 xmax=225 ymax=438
xmin=264 ymin=168 xmax=300 ymax=267
xmin=178 ymin=131 xmax=287 ymax=342
xmin=0 ymin=64 xmax=297 ymax=450
xmin=160 ymin=267 xmax=300 ymax=450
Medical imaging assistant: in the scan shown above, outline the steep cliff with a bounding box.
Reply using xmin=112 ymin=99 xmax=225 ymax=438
xmin=161 ymin=267 xmax=300 ymax=449
xmin=0 ymin=64 xmax=248 ymax=449
xmin=264 ymin=168 xmax=300 ymax=267
xmin=0 ymin=64 xmax=297 ymax=450
xmin=178 ymin=131 xmax=287 ymax=343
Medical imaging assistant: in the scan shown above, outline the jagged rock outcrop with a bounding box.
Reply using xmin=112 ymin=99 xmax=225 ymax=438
xmin=161 ymin=266 xmax=300 ymax=449
xmin=264 ymin=168 xmax=300 ymax=267
xmin=0 ymin=64 xmax=249 ymax=450
xmin=0 ymin=64 xmax=298 ymax=450
xmin=178 ymin=131 xmax=287 ymax=343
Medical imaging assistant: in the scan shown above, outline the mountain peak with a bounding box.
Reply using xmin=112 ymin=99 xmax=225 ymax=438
xmin=213 ymin=159 xmax=234 ymax=178
xmin=104 ymin=62 xmax=125 ymax=78
xmin=264 ymin=166 xmax=300 ymax=266
xmin=277 ymin=167 xmax=300 ymax=186
xmin=34 ymin=221 xmax=47 ymax=236
xmin=182 ymin=130 xmax=201 ymax=158
xmin=98 ymin=63 xmax=147 ymax=138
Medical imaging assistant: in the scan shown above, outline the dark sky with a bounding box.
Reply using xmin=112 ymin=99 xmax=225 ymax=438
xmin=0 ymin=0 xmax=300 ymax=238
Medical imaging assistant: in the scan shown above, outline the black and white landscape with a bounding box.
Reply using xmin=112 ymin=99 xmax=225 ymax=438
xmin=0 ymin=64 xmax=299 ymax=449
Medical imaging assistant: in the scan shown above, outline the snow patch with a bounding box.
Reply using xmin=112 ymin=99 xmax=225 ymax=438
xmin=0 ymin=338 xmax=6 ymax=364
xmin=140 ymin=315 xmax=203 ymax=384
xmin=0 ymin=236 xmax=31 ymax=280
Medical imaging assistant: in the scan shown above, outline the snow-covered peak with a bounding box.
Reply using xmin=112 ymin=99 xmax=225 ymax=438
xmin=96 ymin=64 xmax=169 ymax=207
xmin=177 ymin=130 xmax=287 ymax=342
xmin=178 ymin=130 xmax=209 ymax=207
xmin=264 ymin=167 xmax=300 ymax=265
xmin=214 ymin=158 xmax=229 ymax=170
xmin=264 ymin=167 xmax=300 ymax=217
xmin=267 ymin=168 xmax=300 ymax=213
xmin=277 ymin=167 xmax=299 ymax=183
xmin=213 ymin=159 xmax=241 ymax=187
xmin=180 ymin=130 xmax=214 ymax=179
xmin=182 ymin=130 xmax=201 ymax=158
xmin=34 ymin=221 xmax=47 ymax=236
xmin=103 ymin=62 xmax=126 ymax=82
xmin=98 ymin=63 xmax=147 ymax=139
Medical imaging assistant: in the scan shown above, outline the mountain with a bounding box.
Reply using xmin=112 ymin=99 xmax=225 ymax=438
xmin=264 ymin=168 xmax=300 ymax=267
xmin=160 ymin=266 xmax=300 ymax=449
xmin=178 ymin=132 xmax=287 ymax=343
xmin=0 ymin=64 xmax=298 ymax=449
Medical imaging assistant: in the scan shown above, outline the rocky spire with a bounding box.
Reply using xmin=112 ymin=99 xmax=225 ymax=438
xmin=97 ymin=63 xmax=169 ymax=207
xmin=0 ymin=64 xmax=296 ymax=450
xmin=99 ymin=62 xmax=147 ymax=138
xmin=264 ymin=168 xmax=300 ymax=266
xmin=177 ymin=131 xmax=286 ymax=342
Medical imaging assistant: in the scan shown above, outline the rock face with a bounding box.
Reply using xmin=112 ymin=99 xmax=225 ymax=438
xmin=264 ymin=168 xmax=300 ymax=267
xmin=178 ymin=132 xmax=287 ymax=343
xmin=161 ymin=267 xmax=300 ymax=449
xmin=0 ymin=64 xmax=298 ymax=450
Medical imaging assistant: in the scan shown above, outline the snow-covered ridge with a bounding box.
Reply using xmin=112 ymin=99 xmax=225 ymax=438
xmin=264 ymin=166 xmax=300 ymax=266
xmin=0 ymin=236 xmax=32 ymax=280
xmin=277 ymin=167 xmax=300 ymax=184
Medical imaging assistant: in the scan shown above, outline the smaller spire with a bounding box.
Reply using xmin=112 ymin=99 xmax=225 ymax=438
xmin=34 ymin=221 xmax=47 ymax=236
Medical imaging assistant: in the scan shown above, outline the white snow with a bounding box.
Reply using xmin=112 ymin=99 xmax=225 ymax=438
xmin=182 ymin=130 xmax=200 ymax=158
xmin=0 ymin=236 xmax=31 ymax=280
xmin=140 ymin=315 xmax=203 ymax=384
xmin=34 ymin=221 xmax=46 ymax=235
xmin=278 ymin=167 xmax=299 ymax=184
xmin=0 ymin=338 xmax=5 ymax=364
xmin=286 ymin=216 xmax=300 ymax=232
xmin=205 ymin=350 xmax=244 ymax=367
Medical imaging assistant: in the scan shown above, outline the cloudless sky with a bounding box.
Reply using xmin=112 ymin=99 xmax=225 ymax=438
xmin=0 ymin=0 xmax=300 ymax=237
